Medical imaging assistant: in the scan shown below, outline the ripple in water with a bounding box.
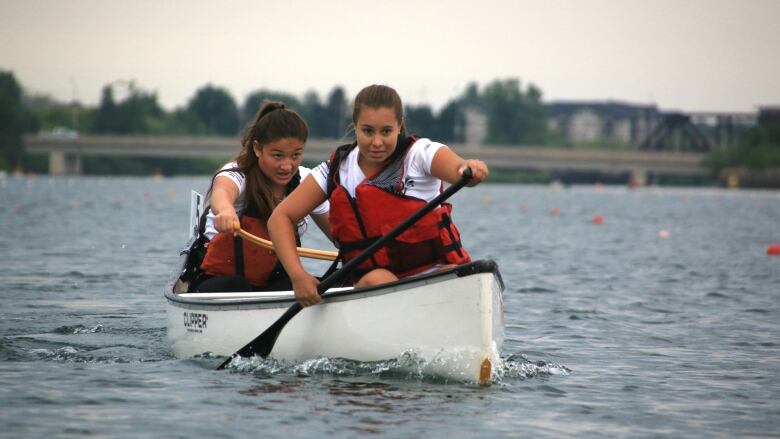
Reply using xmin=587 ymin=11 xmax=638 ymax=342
xmin=53 ymin=324 xmax=104 ymax=334
xmin=26 ymin=344 xmax=136 ymax=364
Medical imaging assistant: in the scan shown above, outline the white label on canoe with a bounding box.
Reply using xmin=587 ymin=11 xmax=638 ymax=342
xmin=189 ymin=190 xmax=205 ymax=239
xmin=183 ymin=312 xmax=208 ymax=333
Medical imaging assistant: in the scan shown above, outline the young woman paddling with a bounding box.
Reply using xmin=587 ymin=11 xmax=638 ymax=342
xmin=192 ymin=101 xmax=330 ymax=292
xmin=268 ymin=84 xmax=488 ymax=307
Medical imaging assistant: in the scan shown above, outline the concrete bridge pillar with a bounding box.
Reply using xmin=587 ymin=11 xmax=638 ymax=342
xmin=49 ymin=151 xmax=82 ymax=175
xmin=629 ymin=168 xmax=647 ymax=187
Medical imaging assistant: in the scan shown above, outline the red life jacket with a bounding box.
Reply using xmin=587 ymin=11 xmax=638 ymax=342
xmin=326 ymin=136 xmax=471 ymax=281
xmin=200 ymin=215 xmax=279 ymax=288
xmin=199 ymin=170 xmax=301 ymax=289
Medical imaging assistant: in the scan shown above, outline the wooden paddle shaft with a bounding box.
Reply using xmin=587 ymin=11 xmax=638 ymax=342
xmin=237 ymin=229 xmax=338 ymax=261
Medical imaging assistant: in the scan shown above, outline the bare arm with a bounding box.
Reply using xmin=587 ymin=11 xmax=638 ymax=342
xmin=429 ymin=146 xmax=489 ymax=187
xmin=310 ymin=211 xmax=332 ymax=242
xmin=269 ymin=175 xmax=329 ymax=307
xmin=210 ymin=175 xmax=241 ymax=235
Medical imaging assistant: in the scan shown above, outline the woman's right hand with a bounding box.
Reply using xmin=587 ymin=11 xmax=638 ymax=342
xmin=291 ymin=272 xmax=321 ymax=307
xmin=214 ymin=208 xmax=241 ymax=235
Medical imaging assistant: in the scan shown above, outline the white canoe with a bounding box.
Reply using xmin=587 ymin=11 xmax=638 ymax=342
xmin=165 ymin=257 xmax=505 ymax=383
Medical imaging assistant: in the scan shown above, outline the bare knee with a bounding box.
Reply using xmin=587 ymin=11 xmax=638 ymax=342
xmin=356 ymin=269 xmax=398 ymax=288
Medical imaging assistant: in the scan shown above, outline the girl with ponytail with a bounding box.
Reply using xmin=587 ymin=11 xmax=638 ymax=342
xmin=193 ymin=101 xmax=330 ymax=292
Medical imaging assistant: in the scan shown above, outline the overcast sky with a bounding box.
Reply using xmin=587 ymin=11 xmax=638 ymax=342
xmin=1 ymin=0 xmax=778 ymax=114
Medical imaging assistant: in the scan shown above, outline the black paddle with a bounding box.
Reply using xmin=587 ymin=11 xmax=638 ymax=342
xmin=216 ymin=168 xmax=473 ymax=370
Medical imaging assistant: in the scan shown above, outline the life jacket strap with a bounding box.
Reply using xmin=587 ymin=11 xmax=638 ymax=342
xmin=442 ymin=240 xmax=463 ymax=254
xmin=233 ymin=235 xmax=244 ymax=276
xmin=438 ymin=212 xmax=464 ymax=258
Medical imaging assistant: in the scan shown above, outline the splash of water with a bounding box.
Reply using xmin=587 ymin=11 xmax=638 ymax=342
xmin=493 ymin=353 xmax=571 ymax=383
xmin=219 ymin=350 xmax=570 ymax=385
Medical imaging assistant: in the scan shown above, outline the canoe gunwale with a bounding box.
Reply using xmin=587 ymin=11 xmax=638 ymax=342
xmin=165 ymin=259 xmax=503 ymax=311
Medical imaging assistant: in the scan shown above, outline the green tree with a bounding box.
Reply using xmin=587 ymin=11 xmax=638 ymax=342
xmin=187 ymin=84 xmax=239 ymax=136
xmin=518 ymin=84 xmax=547 ymax=144
xmin=0 ymin=71 xmax=26 ymax=170
xmin=242 ymin=89 xmax=301 ymax=129
xmin=433 ymin=101 xmax=463 ymax=142
xmin=461 ymin=82 xmax=481 ymax=107
xmin=705 ymin=110 xmax=780 ymax=176
xmin=483 ymin=79 xmax=524 ymax=144
xmin=26 ymin=96 xmax=94 ymax=133
xmin=299 ymin=90 xmax=324 ymax=137
xmin=94 ymin=81 xmax=166 ymax=134
xmin=93 ymin=85 xmax=118 ymax=132
xmin=162 ymin=108 xmax=207 ymax=134
xmin=322 ymin=86 xmax=348 ymax=138
xmin=405 ymin=105 xmax=436 ymax=137
xmin=472 ymin=78 xmax=548 ymax=145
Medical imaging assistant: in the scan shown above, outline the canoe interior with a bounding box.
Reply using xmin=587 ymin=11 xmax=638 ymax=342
xmin=166 ymin=256 xmax=504 ymax=308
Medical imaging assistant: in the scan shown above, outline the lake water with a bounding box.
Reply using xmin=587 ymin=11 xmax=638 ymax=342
xmin=1 ymin=175 xmax=778 ymax=438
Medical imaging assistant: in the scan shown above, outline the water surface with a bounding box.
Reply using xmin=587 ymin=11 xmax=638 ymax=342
xmin=1 ymin=176 xmax=778 ymax=438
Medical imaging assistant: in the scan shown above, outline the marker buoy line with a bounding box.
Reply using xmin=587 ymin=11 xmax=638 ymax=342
xmin=767 ymin=244 xmax=780 ymax=256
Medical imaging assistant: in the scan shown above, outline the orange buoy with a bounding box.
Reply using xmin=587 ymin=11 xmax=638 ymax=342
xmin=592 ymin=215 xmax=604 ymax=225
xmin=767 ymin=244 xmax=780 ymax=256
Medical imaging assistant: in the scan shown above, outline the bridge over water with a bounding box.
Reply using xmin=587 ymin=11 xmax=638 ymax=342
xmin=24 ymin=134 xmax=707 ymax=184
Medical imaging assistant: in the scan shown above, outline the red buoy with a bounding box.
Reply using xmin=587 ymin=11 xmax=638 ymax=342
xmin=767 ymin=244 xmax=780 ymax=256
xmin=592 ymin=215 xmax=604 ymax=225
xmin=550 ymin=208 xmax=560 ymax=217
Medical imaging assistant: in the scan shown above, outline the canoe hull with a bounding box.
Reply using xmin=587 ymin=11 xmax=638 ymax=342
xmin=165 ymin=260 xmax=504 ymax=382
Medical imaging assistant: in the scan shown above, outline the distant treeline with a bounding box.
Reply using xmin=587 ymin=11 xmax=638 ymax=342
xmin=1 ymin=70 xmax=779 ymax=179
xmin=4 ymin=71 xmax=552 ymax=174
xmin=25 ymin=78 xmax=549 ymax=145
xmin=705 ymin=110 xmax=780 ymax=173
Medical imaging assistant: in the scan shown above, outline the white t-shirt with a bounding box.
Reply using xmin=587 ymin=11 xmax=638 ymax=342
xmin=203 ymin=163 xmax=329 ymax=240
xmin=310 ymin=137 xmax=445 ymax=201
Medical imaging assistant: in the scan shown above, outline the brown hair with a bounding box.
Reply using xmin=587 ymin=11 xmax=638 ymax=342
xmin=209 ymin=101 xmax=308 ymax=221
xmin=352 ymin=84 xmax=406 ymax=135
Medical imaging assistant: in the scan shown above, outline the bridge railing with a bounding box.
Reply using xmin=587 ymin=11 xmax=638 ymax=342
xmin=24 ymin=134 xmax=707 ymax=178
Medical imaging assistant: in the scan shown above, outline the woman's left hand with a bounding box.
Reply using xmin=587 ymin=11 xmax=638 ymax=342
xmin=459 ymin=159 xmax=489 ymax=186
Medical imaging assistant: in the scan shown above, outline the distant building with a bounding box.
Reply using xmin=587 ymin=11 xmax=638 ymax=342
xmin=460 ymin=100 xmax=760 ymax=148
xmin=547 ymin=101 xmax=660 ymax=145
xmin=758 ymin=106 xmax=780 ymax=127
xmin=462 ymin=106 xmax=488 ymax=146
